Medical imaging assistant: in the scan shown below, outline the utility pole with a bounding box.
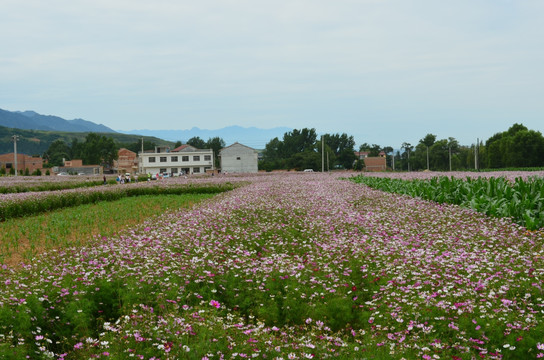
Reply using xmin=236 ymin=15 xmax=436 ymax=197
xmin=321 ymin=135 xmax=325 ymax=172
xmin=449 ymin=146 xmax=452 ymax=172
xmin=474 ymin=138 xmax=479 ymax=171
xmin=426 ymin=146 xmax=429 ymax=170
xmin=12 ymin=135 xmax=19 ymax=176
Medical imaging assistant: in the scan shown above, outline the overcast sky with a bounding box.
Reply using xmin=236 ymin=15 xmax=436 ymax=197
xmin=2 ymin=0 xmax=543 ymax=148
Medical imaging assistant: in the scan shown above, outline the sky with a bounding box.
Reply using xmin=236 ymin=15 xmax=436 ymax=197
xmin=1 ymin=0 xmax=543 ymax=149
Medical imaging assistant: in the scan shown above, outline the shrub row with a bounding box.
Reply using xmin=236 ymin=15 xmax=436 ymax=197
xmin=350 ymin=175 xmax=544 ymax=230
xmin=0 ymin=179 xmax=118 ymax=194
xmin=0 ymin=183 xmax=234 ymax=221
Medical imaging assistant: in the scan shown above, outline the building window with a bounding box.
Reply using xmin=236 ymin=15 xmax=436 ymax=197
xmin=171 ymin=156 xmax=178 ymax=162
xmin=204 ymin=155 xmax=211 ymax=161
xmin=160 ymin=157 xmax=167 ymax=162
xmin=236 ymin=157 xmax=241 ymax=160
xmin=193 ymin=155 xmax=200 ymax=161
xmin=193 ymin=167 xmax=200 ymax=173
xmin=182 ymin=156 xmax=189 ymax=162
xmin=172 ymin=168 xmax=178 ymax=174
xmin=149 ymin=157 xmax=156 ymax=163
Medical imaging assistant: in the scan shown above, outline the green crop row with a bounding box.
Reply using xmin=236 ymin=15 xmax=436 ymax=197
xmin=0 ymin=179 xmax=118 ymax=194
xmin=350 ymin=175 xmax=544 ymax=230
xmin=0 ymin=182 xmax=235 ymax=222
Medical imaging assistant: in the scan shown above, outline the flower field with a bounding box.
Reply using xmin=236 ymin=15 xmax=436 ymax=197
xmin=0 ymin=172 xmax=543 ymax=359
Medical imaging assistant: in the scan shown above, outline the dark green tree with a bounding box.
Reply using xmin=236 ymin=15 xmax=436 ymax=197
xmin=187 ymin=136 xmax=207 ymax=149
xmin=281 ymin=128 xmax=317 ymax=157
xmin=43 ymin=139 xmax=71 ymax=166
xmin=323 ymin=133 xmax=356 ymax=169
xmin=206 ymin=137 xmax=226 ymax=168
xmin=79 ymin=133 xmax=118 ymax=167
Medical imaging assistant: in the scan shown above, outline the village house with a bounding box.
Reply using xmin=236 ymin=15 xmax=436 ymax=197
xmin=139 ymin=145 xmax=214 ymax=176
xmin=219 ymin=142 xmax=258 ymax=173
xmin=354 ymin=151 xmax=387 ymax=172
xmin=0 ymin=153 xmax=43 ymax=173
xmin=54 ymin=159 xmax=102 ymax=175
xmin=113 ymin=148 xmax=138 ymax=175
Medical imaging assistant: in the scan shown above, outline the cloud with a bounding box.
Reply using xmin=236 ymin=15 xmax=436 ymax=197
xmin=1 ymin=0 xmax=543 ymax=146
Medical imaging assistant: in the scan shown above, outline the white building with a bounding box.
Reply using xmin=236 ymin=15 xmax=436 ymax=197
xmin=220 ymin=142 xmax=258 ymax=173
xmin=139 ymin=145 xmax=214 ymax=176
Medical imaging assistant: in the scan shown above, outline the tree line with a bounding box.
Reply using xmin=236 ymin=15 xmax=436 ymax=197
xmin=14 ymin=122 xmax=544 ymax=172
xmin=394 ymin=123 xmax=544 ymax=171
xmin=262 ymin=123 xmax=544 ymax=172
xmin=260 ymin=128 xmax=360 ymax=171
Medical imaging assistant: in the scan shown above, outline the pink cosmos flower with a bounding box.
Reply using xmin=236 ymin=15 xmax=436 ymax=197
xmin=209 ymin=300 xmax=220 ymax=308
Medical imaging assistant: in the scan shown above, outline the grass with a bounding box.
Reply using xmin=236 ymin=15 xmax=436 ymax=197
xmin=0 ymin=193 xmax=215 ymax=267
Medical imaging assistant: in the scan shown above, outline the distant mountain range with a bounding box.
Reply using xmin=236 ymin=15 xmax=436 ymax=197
xmin=0 ymin=108 xmax=116 ymax=133
xmin=118 ymin=126 xmax=292 ymax=149
xmin=1 ymin=108 xmax=292 ymax=150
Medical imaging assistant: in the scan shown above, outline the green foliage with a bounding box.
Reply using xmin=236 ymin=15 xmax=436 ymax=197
xmin=0 ymin=183 xmax=235 ymax=221
xmin=485 ymin=123 xmax=544 ymax=168
xmin=262 ymin=129 xmax=358 ymax=170
xmin=0 ymin=125 xmax=172 ymax=157
xmin=187 ymin=136 xmax=207 ymax=149
xmin=350 ymin=175 xmax=544 ymax=230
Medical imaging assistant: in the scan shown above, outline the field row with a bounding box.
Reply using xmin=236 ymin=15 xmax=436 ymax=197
xmin=350 ymin=173 xmax=544 ymax=230
xmin=0 ymin=179 xmax=237 ymax=221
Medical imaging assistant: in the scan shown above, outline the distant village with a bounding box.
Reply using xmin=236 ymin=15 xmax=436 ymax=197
xmin=0 ymin=143 xmax=386 ymax=176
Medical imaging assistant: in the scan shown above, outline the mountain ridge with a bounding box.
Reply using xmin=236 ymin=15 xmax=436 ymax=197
xmin=0 ymin=108 xmax=116 ymax=133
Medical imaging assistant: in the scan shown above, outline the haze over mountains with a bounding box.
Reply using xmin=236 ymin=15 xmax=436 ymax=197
xmin=0 ymin=108 xmax=291 ymax=149
xmin=118 ymin=127 xmax=291 ymax=149
xmin=0 ymin=108 xmax=116 ymax=133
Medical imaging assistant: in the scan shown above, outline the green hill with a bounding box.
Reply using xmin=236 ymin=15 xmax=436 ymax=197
xmin=0 ymin=125 xmax=174 ymax=156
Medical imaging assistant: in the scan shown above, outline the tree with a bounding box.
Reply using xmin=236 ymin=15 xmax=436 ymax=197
xmin=420 ymin=134 xmax=436 ymax=170
xmin=121 ymin=139 xmax=157 ymax=153
xmin=359 ymin=143 xmax=381 ymax=157
xmin=43 ymin=139 xmax=71 ymax=166
xmin=506 ymin=129 xmax=544 ymax=167
xmin=206 ymin=137 xmax=226 ymax=168
xmin=401 ymin=142 xmax=413 ymax=171
xmin=281 ymin=128 xmax=317 ymax=157
xmin=323 ymin=133 xmax=356 ymax=169
xmin=484 ymin=123 xmax=544 ymax=169
xmin=187 ymin=136 xmax=207 ymax=149
xmin=79 ymin=133 xmax=117 ymax=167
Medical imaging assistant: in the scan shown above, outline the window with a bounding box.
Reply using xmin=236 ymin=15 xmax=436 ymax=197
xmin=193 ymin=167 xmax=200 ymax=173
xmin=204 ymin=155 xmax=211 ymax=161
xmin=171 ymin=156 xmax=178 ymax=162
xmin=160 ymin=157 xmax=167 ymax=162
xmin=182 ymin=156 xmax=189 ymax=162
xmin=160 ymin=168 xmax=167 ymax=174
xmin=236 ymin=157 xmax=241 ymax=160
xmin=149 ymin=157 xmax=156 ymax=163
xmin=172 ymin=168 xmax=178 ymax=174
xmin=193 ymin=155 xmax=200 ymax=161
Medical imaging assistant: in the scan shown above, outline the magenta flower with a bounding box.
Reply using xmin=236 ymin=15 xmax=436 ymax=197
xmin=209 ymin=299 xmax=220 ymax=308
